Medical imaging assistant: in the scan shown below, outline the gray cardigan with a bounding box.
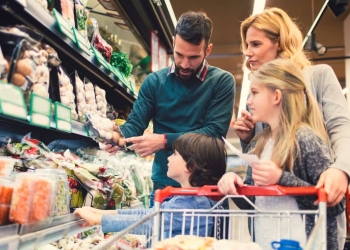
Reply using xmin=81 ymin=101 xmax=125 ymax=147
xmin=243 ymin=64 xmax=350 ymax=177
xmin=237 ymin=126 xmax=345 ymax=250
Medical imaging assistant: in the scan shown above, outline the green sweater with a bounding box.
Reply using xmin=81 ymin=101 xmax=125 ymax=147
xmin=121 ymin=65 xmax=235 ymax=187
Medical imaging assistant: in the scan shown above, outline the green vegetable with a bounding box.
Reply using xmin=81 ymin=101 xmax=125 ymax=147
xmin=110 ymin=52 xmax=133 ymax=77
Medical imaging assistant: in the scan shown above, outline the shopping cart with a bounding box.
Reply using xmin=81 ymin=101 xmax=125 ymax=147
xmin=93 ymin=185 xmax=327 ymax=250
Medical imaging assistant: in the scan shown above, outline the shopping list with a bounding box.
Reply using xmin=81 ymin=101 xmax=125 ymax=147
xmin=222 ymin=137 xmax=260 ymax=166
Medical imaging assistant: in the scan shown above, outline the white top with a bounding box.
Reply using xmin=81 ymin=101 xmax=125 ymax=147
xmin=254 ymin=138 xmax=306 ymax=250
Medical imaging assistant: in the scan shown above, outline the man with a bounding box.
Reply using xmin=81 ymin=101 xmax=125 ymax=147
xmin=101 ymin=11 xmax=235 ymax=193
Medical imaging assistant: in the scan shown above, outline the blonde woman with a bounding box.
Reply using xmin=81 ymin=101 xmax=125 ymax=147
xmin=229 ymin=7 xmax=349 ymax=249
xmin=219 ymin=59 xmax=344 ymax=250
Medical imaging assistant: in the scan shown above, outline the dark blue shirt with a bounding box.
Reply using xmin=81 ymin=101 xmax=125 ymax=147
xmin=121 ymin=61 xmax=235 ymax=186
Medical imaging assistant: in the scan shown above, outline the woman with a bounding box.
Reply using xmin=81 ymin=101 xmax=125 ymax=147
xmin=231 ymin=7 xmax=350 ymax=249
xmin=219 ymin=59 xmax=344 ymax=250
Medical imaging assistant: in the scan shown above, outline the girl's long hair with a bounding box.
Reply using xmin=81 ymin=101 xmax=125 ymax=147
xmin=249 ymin=59 xmax=328 ymax=171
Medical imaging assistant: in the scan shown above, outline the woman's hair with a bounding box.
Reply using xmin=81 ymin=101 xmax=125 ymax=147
xmin=249 ymin=58 xmax=328 ymax=171
xmin=172 ymin=133 xmax=227 ymax=187
xmin=175 ymin=11 xmax=213 ymax=48
xmin=240 ymin=7 xmax=311 ymax=71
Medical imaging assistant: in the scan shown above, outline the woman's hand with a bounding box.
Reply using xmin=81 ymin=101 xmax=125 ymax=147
xmin=233 ymin=110 xmax=255 ymax=144
xmin=218 ymin=172 xmax=244 ymax=195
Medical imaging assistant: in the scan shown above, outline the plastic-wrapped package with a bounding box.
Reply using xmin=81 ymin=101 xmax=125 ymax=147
xmin=85 ymin=113 xmax=126 ymax=149
xmin=0 ymin=178 xmax=14 ymax=225
xmin=84 ymin=78 xmax=97 ymax=115
xmin=9 ymin=172 xmax=57 ymax=224
xmin=95 ymin=86 xmax=107 ymax=118
xmin=106 ymin=103 xmax=118 ymax=120
xmin=49 ymin=169 xmax=70 ymax=216
xmin=54 ymin=0 xmax=75 ymax=27
xmin=74 ymin=0 xmax=89 ymax=38
xmin=0 ymin=156 xmax=17 ymax=176
xmin=58 ymin=66 xmax=78 ymax=120
xmin=72 ymin=71 xmax=86 ymax=122
xmin=0 ymin=45 xmax=9 ymax=82
xmin=90 ymin=18 xmax=112 ymax=62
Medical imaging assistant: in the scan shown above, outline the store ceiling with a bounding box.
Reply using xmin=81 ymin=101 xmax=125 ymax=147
xmin=170 ymin=0 xmax=350 ymax=113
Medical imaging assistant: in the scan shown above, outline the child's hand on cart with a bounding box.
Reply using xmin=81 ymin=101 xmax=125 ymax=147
xmin=218 ymin=172 xmax=244 ymax=194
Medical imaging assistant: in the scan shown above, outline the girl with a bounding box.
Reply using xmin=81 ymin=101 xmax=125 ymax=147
xmin=218 ymin=59 xmax=344 ymax=250
xmin=74 ymin=133 xmax=227 ymax=237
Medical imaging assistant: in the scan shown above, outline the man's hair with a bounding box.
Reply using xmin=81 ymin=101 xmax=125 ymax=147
xmin=173 ymin=133 xmax=226 ymax=187
xmin=174 ymin=11 xmax=213 ymax=48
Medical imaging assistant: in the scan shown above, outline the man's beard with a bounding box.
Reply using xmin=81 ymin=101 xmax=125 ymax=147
xmin=175 ymin=59 xmax=205 ymax=80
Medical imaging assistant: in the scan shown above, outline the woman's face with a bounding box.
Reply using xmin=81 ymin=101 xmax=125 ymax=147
xmin=244 ymin=26 xmax=280 ymax=71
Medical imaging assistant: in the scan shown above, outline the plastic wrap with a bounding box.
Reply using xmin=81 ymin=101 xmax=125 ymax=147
xmin=95 ymin=86 xmax=107 ymax=118
xmin=90 ymin=18 xmax=112 ymax=62
xmin=85 ymin=113 xmax=126 ymax=149
xmin=0 ymin=179 xmax=14 ymax=225
xmin=72 ymin=71 xmax=86 ymax=122
xmin=58 ymin=66 xmax=78 ymax=120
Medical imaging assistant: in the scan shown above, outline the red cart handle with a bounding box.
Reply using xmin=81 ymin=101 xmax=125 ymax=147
xmin=154 ymin=185 xmax=327 ymax=203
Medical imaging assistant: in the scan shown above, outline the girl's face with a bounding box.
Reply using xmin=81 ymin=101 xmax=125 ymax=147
xmin=167 ymin=150 xmax=188 ymax=182
xmin=244 ymin=26 xmax=280 ymax=71
xmin=247 ymin=82 xmax=279 ymax=124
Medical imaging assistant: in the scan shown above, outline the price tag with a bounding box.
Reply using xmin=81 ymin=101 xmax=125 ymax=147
xmin=54 ymin=102 xmax=72 ymax=133
xmin=72 ymin=27 xmax=91 ymax=55
xmin=53 ymin=9 xmax=75 ymax=42
xmin=91 ymin=46 xmax=109 ymax=69
xmin=0 ymin=82 xmax=27 ymax=120
xmin=29 ymin=93 xmax=51 ymax=128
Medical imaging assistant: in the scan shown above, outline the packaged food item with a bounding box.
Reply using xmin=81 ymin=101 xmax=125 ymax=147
xmin=9 ymin=173 xmax=33 ymax=224
xmin=54 ymin=0 xmax=75 ymax=27
xmin=84 ymin=78 xmax=97 ymax=115
xmin=115 ymin=234 xmax=145 ymax=250
xmin=0 ymin=179 xmax=14 ymax=225
xmin=85 ymin=113 xmax=126 ymax=149
xmin=95 ymin=86 xmax=107 ymax=118
xmin=58 ymin=66 xmax=78 ymax=120
xmin=0 ymin=156 xmax=17 ymax=176
xmin=0 ymin=45 xmax=9 ymax=82
xmin=74 ymin=0 xmax=89 ymax=38
xmin=71 ymin=71 xmax=86 ymax=122
xmin=29 ymin=175 xmax=56 ymax=222
xmin=90 ymin=18 xmax=112 ymax=62
xmin=9 ymin=172 xmax=56 ymax=224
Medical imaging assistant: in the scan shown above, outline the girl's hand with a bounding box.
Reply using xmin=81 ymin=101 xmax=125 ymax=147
xmin=74 ymin=208 xmax=103 ymax=227
xmin=218 ymin=172 xmax=244 ymax=195
xmin=233 ymin=110 xmax=255 ymax=144
xmin=252 ymin=160 xmax=282 ymax=186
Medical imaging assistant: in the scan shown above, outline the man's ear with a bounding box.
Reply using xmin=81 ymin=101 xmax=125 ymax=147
xmin=273 ymin=89 xmax=282 ymax=105
xmin=205 ymin=43 xmax=213 ymax=57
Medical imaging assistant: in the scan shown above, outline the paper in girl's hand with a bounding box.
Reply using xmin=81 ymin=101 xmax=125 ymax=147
xmin=222 ymin=137 xmax=260 ymax=165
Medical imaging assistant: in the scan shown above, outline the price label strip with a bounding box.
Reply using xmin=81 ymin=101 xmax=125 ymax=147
xmin=29 ymin=93 xmax=51 ymax=128
xmin=54 ymin=101 xmax=72 ymax=133
xmin=0 ymin=82 xmax=27 ymax=120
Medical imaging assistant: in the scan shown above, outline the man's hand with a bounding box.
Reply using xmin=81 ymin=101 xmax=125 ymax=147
xmin=126 ymin=134 xmax=165 ymax=157
xmin=74 ymin=208 xmax=102 ymax=227
xmin=252 ymin=160 xmax=282 ymax=186
xmin=316 ymin=167 xmax=348 ymax=206
xmin=233 ymin=110 xmax=255 ymax=144
xmin=218 ymin=172 xmax=244 ymax=195
xmin=99 ymin=142 xmax=119 ymax=156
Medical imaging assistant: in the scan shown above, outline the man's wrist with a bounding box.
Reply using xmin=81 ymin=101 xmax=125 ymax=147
xmin=163 ymin=134 xmax=167 ymax=151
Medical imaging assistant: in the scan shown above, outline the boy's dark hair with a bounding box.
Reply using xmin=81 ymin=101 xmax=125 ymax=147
xmin=174 ymin=11 xmax=213 ymax=48
xmin=172 ymin=133 xmax=227 ymax=187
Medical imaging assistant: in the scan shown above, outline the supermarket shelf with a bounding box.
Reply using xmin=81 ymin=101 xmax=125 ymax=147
xmin=19 ymin=215 xmax=93 ymax=250
xmin=0 ymin=215 xmax=93 ymax=250
xmin=0 ymin=114 xmax=98 ymax=149
xmin=0 ymin=0 xmax=136 ymax=110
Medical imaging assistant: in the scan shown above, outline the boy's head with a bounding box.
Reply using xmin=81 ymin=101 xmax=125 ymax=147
xmin=167 ymin=133 xmax=227 ymax=187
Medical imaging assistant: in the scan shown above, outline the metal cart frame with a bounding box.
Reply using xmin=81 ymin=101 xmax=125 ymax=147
xmin=94 ymin=185 xmax=327 ymax=250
